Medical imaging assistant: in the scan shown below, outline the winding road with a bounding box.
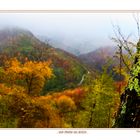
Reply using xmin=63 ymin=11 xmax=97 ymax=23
xmin=78 ymin=71 xmax=90 ymax=86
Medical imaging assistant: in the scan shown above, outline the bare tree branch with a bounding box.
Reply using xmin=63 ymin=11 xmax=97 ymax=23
xmin=133 ymin=13 xmax=140 ymax=40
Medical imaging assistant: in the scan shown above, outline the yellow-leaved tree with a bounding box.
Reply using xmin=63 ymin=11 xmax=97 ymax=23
xmin=3 ymin=58 xmax=53 ymax=96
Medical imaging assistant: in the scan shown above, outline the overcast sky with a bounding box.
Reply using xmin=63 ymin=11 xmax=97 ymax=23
xmin=0 ymin=13 xmax=139 ymax=54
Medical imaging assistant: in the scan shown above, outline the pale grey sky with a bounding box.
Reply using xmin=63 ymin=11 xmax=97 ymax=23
xmin=0 ymin=13 xmax=139 ymax=54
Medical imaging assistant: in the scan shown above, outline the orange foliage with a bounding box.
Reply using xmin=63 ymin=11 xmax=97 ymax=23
xmin=114 ymin=80 xmax=127 ymax=93
xmin=34 ymin=97 xmax=62 ymax=128
xmin=56 ymin=95 xmax=76 ymax=113
xmin=3 ymin=58 xmax=53 ymax=96
xmin=62 ymin=88 xmax=85 ymax=106
xmin=0 ymin=84 xmax=12 ymax=95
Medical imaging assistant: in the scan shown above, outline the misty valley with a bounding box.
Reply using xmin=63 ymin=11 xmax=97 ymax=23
xmin=0 ymin=26 xmax=139 ymax=128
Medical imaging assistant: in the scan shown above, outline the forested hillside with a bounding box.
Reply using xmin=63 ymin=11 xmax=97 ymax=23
xmin=79 ymin=46 xmax=116 ymax=71
xmin=0 ymin=28 xmax=86 ymax=92
xmin=0 ymin=27 xmax=138 ymax=128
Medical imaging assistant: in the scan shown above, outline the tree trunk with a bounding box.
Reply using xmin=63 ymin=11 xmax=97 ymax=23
xmin=114 ymin=41 xmax=140 ymax=128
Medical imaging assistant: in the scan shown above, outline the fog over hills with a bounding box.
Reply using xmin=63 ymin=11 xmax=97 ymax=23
xmin=37 ymin=35 xmax=99 ymax=55
xmin=0 ymin=13 xmax=137 ymax=55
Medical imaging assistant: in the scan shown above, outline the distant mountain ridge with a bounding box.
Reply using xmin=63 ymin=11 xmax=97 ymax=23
xmin=79 ymin=46 xmax=117 ymax=71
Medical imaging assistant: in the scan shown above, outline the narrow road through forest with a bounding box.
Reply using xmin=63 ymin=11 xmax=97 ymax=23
xmin=78 ymin=71 xmax=90 ymax=86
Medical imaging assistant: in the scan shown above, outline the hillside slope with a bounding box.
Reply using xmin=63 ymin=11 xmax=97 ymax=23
xmin=79 ymin=46 xmax=117 ymax=71
xmin=0 ymin=27 xmax=87 ymax=93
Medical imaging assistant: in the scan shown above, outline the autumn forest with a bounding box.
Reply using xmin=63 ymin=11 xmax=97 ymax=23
xmin=0 ymin=15 xmax=140 ymax=128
